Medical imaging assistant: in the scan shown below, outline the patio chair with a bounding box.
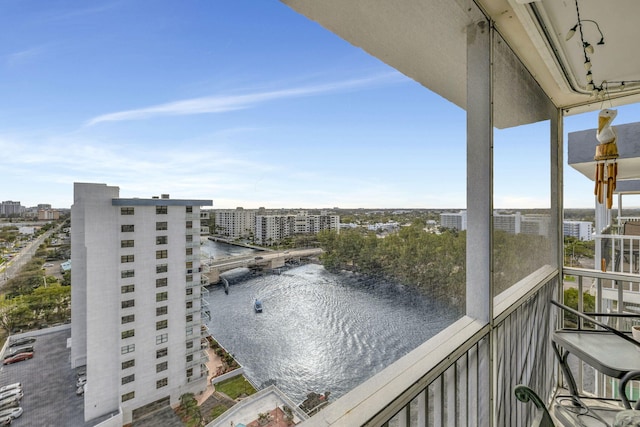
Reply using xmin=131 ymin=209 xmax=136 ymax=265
xmin=551 ymin=300 xmax=640 ymax=410
xmin=514 ymin=384 xmax=556 ymax=427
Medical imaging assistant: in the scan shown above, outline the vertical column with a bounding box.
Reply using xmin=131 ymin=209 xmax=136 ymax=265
xmin=466 ymin=18 xmax=492 ymax=323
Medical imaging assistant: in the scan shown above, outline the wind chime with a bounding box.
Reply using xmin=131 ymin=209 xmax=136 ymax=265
xmin=594 ymin=108 xmax=618 ymax=209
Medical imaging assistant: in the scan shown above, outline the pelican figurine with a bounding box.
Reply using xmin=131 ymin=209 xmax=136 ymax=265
xmin=596 ymin=108 xmax=617 ymax=145
xmin=594 ymin=108 xmax=619 ymax=209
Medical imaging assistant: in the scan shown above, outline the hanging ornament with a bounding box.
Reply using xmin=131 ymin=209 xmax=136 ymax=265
xmin=594 ymin=109 xmax=618 ymax=209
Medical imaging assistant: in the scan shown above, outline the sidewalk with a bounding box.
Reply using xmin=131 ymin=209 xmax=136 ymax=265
xmin=197 ymin=347 xmax=225 ymax=405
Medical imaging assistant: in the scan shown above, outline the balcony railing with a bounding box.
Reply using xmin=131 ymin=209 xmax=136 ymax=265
xmin=596 ymin=233 xmax=640 ymax=274
xmin=298 ymin=267 xmax=558 ymax=426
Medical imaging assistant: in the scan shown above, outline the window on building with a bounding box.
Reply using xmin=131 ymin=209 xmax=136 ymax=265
xmin=186 ymin=274 xmax=193 ymax=283
xmin=156 ymin=292 xmax=168 ymax=302
xmin=156 ymin=378 xmax=168 ymax=389
xmin=122 ymin=392 xmax=135 ymax=402
xmin=156 ymin=333 xmax=168 ymax=345
xmin=186 ymin=206 xmax=193 ymax=213
xmin=156 ymin=320 xmax=168 ymax=330
xmin=186 ymin=368 xmax=193 ymax=378
xmin=186 ymin=288 xmax=193 ymax=296
xmin=121 ymin=344 xmax=135 ymax=354
xmin=121 ymin=284 xmax=135 ymax=293
xmin=186 ymin=340 xmax=194 ymax=349
xmin=186 ymin=354 xmax=193 ymax=363
xmin=186 ymin=326 xmax=193 ymax=336
xmin=122 ymin=359 xmax=135 ymax=370
xmin=156 ymin=250 xmax=168 ymax=259
xmin=186 ymin=314 xmax=193 ymax=323
xmin=121 ymin=314 xmax=135 ymax=324
xmin=156 ymin=206 xmax=168 ymax=214
xmin=156 ymin=348 xmax=168 ymax=358
xmin=186 ymin=221 xmax=193 ymax=229
xmin=120 ymin=207 xmax=134 ymax=215
xmin=156 ymin=264 xmax=168 ymax=273
xmin=186 ymin=301 xmax=193 ymax=309
xmin=186 ymin=234 xmax=193 ymax=242
xmin=121 ymin=300 xmax=135 ymax=309
xmin=156 ymin=361 xmax=168 ymax=373
xmin=122 ymin=374 xmax=135 ymax=385
xmin=156 ymin=221 xmax=167 ymax=231
xmin=121 ymin=224 xmax=134 ymax=232
xmin=186 ymin=248 xmax=193 ymax=256
xmin=156 ymin=306 xmax=168 ymax=316
xmin=121 ymin=270 xmax=134 ymax=279
xmin=186 ymin=261 xmax=193 ymax=269
xmin=121 ymin=329 xmax=135 ymax=339
xmin=156 ymin=278 xmax=167 ymax=288
xmin=121 ymin=255 xmax=134 ymax=263
xmin=121 ymin=240 xmax=134 ymax=248
xmin=156 ymin=235 xmax=167 ymax=245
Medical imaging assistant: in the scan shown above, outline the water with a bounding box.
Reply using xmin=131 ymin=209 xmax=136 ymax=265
xmin=203 ymin=241 xmax=461 ymax=403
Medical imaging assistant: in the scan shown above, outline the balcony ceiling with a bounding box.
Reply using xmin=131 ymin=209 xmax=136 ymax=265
xmin=282 ymin=0 xmax=640 ymax=123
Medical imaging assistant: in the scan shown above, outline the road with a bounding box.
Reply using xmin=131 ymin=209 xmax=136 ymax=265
xmin=1 ymin=227 xmax=58 ymax=285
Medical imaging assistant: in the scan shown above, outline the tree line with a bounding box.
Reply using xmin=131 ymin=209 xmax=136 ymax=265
xmin=317 ymin=222 xmax=555 ymax=306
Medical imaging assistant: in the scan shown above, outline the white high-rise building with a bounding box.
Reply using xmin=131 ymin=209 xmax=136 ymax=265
xmin=440 ymin=211 xmax=467 ymax=231
xmin=563 ymin=220 xmax=594 ymax=241
xmin=71 ymin=183 xmax=213 ymax=425
xmin=213 ymin=207 xmax=257 ymax=239
xmin=255 ymin=211 xmax=340 ymax=245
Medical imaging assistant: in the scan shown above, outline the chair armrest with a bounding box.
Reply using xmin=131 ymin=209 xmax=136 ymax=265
xmin=619 ymin=370 xmax=640 ymax=410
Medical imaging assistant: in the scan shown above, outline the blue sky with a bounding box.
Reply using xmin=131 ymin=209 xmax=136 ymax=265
xmin=1 ymin=1 xmax=638 ymax=210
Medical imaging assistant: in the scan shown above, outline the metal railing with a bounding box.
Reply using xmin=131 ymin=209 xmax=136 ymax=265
xmin=596 ymin=233 xmax=640 ymax=274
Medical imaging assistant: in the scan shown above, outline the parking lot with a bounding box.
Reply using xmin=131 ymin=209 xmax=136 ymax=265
xmin=0 ymin=327 xmax=106 ymax=427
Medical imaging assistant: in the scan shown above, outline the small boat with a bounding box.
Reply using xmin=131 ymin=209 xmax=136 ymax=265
xmin=254 ymin=299 xmax=263 ymax=313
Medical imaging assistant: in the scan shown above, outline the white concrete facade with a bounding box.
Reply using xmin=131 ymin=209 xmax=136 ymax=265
xmin=213 ymin=208 xmax=257 ymax=239
xmin=255 ymin=212 xmax=339 ymax=245
xmin=71 ymin=183 xmax=212 ymax=425
xmin=563 ymin=220 xmax=594 ymax=241
xmin=440 ymin=211 xmax=467 ymax=231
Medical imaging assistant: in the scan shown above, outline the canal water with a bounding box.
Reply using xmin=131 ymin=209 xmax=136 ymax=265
xmin=201 ymin=240 xmax=462 ymax=403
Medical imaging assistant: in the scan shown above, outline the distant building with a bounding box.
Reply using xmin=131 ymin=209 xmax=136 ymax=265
xmin=0 ymin=201 xmax=23 ymax=217
xmin=255 ymin=211 xmax=340 ymax=245
xmin=38 ymin=209 xmax=60 ymax=221
xmin=440 ymin=211 xmax=467 ymax=231
xmin=71 ymin=183 xmax=212 ymax=425
xmin=213 ymin=207 xmax=258 ymax=239
xmin=493 ymin=212 xmax=521 ymax=234
xmin=521 ymin=215 xmax=550 ymax=236
xmin=563 ymin=220 xmax=594 ymax=241
xmin=18 ymin=226 xmax=35 ymax=235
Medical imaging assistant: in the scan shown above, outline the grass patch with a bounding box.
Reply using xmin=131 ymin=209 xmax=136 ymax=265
xmin=215 ymin=375 xmax=257 ymax=399
xmin=564 ymin=275 xmax=576 ymax=282
xmin=209 ymin=404 xmax=228 ymax=420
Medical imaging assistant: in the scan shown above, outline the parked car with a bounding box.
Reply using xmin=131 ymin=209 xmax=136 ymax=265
xmin=6 ymin=346 xmax=34 ymax=357
xmin=0 ymin=415 xmax=10 ymax=426
xmin=0 ymin=385 xmax=20 ymax=395
xmin=2 ymin=352 xmax=33 ymax=365
xmin=76 ymin=376 xmax=86 ymax=388
xmin=0 ymin=407 xmax=22 ymax=420
xmin=0 ymin=390 xmax=22 ymax=403
xmin=0 ymin=396 xmax=20 ymax=411
xmin=8 ymin=337 xmax=35 ymax=348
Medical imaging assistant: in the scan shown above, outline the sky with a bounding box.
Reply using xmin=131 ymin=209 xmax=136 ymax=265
xmin=2 ymin=1 xmax=639 ymax=210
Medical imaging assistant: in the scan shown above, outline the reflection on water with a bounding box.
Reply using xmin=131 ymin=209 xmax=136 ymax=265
xmin=205 ymin=258 xmax=461 ymax=403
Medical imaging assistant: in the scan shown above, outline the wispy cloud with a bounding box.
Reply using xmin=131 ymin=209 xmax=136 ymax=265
xmin=6 ymin=45 xmax=49 ymax=67
xmin=86 ymin=73 xmax=404 ymax=126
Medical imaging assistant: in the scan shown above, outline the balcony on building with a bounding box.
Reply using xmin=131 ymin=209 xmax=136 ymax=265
xmin=269 ymin=1 xmax=640 ymax=426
